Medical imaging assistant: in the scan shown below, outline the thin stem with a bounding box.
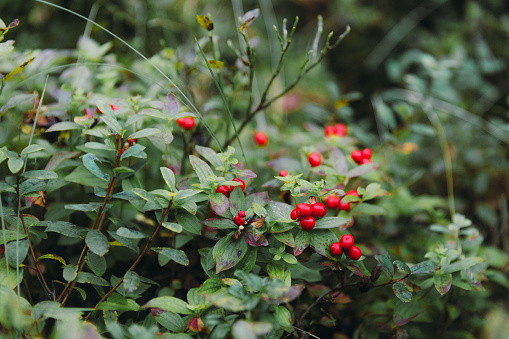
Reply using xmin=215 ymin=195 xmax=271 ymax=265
xmin=84 ymin=200 xmax=173 ymax=320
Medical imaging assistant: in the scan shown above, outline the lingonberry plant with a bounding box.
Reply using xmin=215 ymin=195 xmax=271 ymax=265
xmin=0 ymin=3 xmax=505 ymax=339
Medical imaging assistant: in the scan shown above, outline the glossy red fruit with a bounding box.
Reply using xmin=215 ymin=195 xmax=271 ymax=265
xmin=216 ymin=185 xmax=231 ymax=197
xmin=233 ymin=215 xmax=245 ymax=226
xmin=279 ymin=170 xmax=288 ymax=177
xmin=351 ymin=150 xmax=363 ymax=165
xmin=230 ymin=178 xmax=246 ymax=191
xmin=325 ymin=195 xmax=340 ymax=209
xmin=335 ymin=123 xmax=348 ymax=136
xmin=300 ymin=216 xmax=316 ymax=231
xmin=324 ymin=125 xmax=336 ymax=137
xmin=238 ymin=210 xmax=246 ymax=218
xmin=330 ymin=242 xmax=342 ymax=256
xmin=346 ymin=190 xmax=360 ymax=198
xmin=290 ymin=209 xmax=299 ymax=221
xmin=308 ymin=152 xmax=321 ymax=167
xmin=176 ymin=117 xmax=196 ymax=130
xmin=360 ymin=158 xmax=372 ymax=165
xmin=361 ymin=148 xmax=373 ymax=159
xmin=127 ymin=138 xmax=137 ymax=146
xmin=338 ymin=201 xmax=351 ymax=212
xmin=296 ymin=203 xmax=313 ymax=218
xmin=340 ymin=234 xmax=354 ymax=249
xmin=312 ymin=203 xmax=327 ymax=218
xmin=254 ymin=131 xmax=269 ymax=146
xmin=347 ymin=245 xmax=362 ymax=260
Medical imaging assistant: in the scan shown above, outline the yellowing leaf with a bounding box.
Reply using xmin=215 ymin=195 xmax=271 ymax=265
xmin=197 ymin=15 xmax=214 ymax=31
xmin=38 ymin=254 xmax=67 ymax=266
xmin=5 ymin=56 xmax=35 ymax=81
xmin=334 ymin=98 xmax=349 ymax=109
xmin=208 ymin=60 xmax=224 ymax=69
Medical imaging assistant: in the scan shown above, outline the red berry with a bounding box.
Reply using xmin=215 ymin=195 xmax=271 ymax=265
xmin=335 ymin=123 xmax=348 ymax=136
xmin=351 ymin=150 xmax=363 ymax=165
xmin=290 ymin=209 xmax=299 ymax=221
xmin=324 ymin=125 xmax=336 ymax=137
xmin=238 ymin=210 xmax=246 ymax=218
xmin=233 ymin=215 xmax=245 ymax=226
xmin=254 ymin=131 xmax=269 ymax=147
xmin=127 ymin=138 xmax=136 ymax=146
xmin=325 ymin=195 xmax=340 ymax=209
xmin=300 ymin=216 xmax=315 ymax=231
xmin=340 ymin=234 xmax=354 ymax=249
xmin=230 ymin=178 xmax=246 ymax=191
xmin=308 ymin=152 xmax=321 ymax=167
xmin=296 ymin=203 xmax=313 ymax=218
xmin=338 ymin=201 xmax=351 ymax=212
xmin=330 ymin=242 xmax=342 ymax=256
xmin=361 ymin=148 xmax=372 ymax=159
xmin=177 ymin=117 xmax=196 ymax=130
xmin=279 ymin=170 xmax=288 ymax=177
xmin=216 ymin=185 xmax=231 ymax=197
xmin=312 ymin=203 xmax=327 ymax=218
xmin=347 ymin=246 xmax=362 ymax=260
xmin=346 ymin=190 xmax=360 ymax=198
xmin=360 ymin=158 xmax=372 ymax=165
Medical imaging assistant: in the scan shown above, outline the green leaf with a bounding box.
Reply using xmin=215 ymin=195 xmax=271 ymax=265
xmin=84 ymin=142 xmax=115 ymax=151
xmin=20 ymin=144 xmax=44 ymax=156
xmin=45 ymin=151 xmax=80 ymax=171
xmin=41 ymin=220 xmax=83 ymax=238
xmin=375 ymin=251 xmax=394 ymax=278
xmin=213 ymin=233 xmax=248 ymax=273
xmin=209 ymin=193 xmax=229 ymax=215
xmin=87 ymin=251 xmax=107 ymax=276
xmin=161 ymin=222 xmax=183 ymax=233
xmin=152 ymin=309 xmax=186 ymax=333
xmin=345 ymin=163 xmax=378 ymax=178
xmin=393 ymin=260 xmax=411 ymax=274
xmin=294 ymin=230 xmax=310 ymax=256
xmin=82 ymin=153 xmax=110 ymax=181
xmin=393 ymin=280 xmax=412 ymax=302
xmin=274 ymin=305 xmax=293 ymax=331
xmin=65 ymin=202 xmax=107 ymax=212
xmin=144 ymin=296 xmax=193 ymax=315
xmin=120 ymin=144 xmax=146 ymax=161
xmin=201 ymin=218 xmax=237 ymax=230
xmin=0 ymin=230 xmax=26 ymax=243
xmin=434 ymin=272 xmax=452 ymax=295
xmin=411 ymin=260 xmax=440 ymax=274
xmin=22 ymin=170 xmax=57 ymax=180
xmin=65 ymin=165 xmax=110 ymax=189
xmin=309 ymin=230 xmax=337 ymax=257
xmin=176 ymin=211 xmax=202 ymax=235
xmin=46 ymin=121 xmax=83 ymax=132
xmin=442 ymin=257 xmax=485 ymax=274
xmin=63 ymin=265 xmax=78 ymax=282
xmin=195 ymin=146 xmax=223 ymax=168
xmin=0 ymin=258 xmax=21 ymax=288
xmin=152 ymin=247 xmax=189 ymax=266
xmin=86 ymin=230 xmax=110 ymax=256
xmin=124 ymin=271 xmax=140 ymax=293
xmin=116 ymin=227 xmax=147 ymax=239
xmin=20 ymin=178 xmax=47 ymax=195
xmin=128 ymin=128 xmax=161 ymax=139
xmin=7 ymin=157 xmax=23 ymax=174
xmin=273 ymin=232 xmax=295 ymax=247
xmin=5 ymin=240 xmax=29 ymax=268
xmin=189 ymin=155 xmax=215 ymax=184
xmin=160 ymin=167 xmax=176 ymax=191
xmin=0 ymin=93 xmax=36 ymax=113
xmin=266 ymin=201 xmax=293 ymax=221
xmin=363 ymin=183 xmax=390 ymax=200
xmin=352 ymin=203 xmax=386 ymax=215
xmin=393 ymin=300 xmax=425 ymax=326
xmin=281 ymin=252 xmax=298 ymax=264
xmin=229 ymin=187 xmax=245 ymax=216
xmin=75 ymin=272 xmax=110 ymax=286
xmin=37 ymin=254 xmax=66 ymax=266
xmin=100 ymin=114 xmax=123 ymax=135
xmin=314 ymin=217 xmax=351 ymax=229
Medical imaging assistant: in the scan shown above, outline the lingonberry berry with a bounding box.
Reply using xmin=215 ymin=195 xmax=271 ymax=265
xmin=290 ymin=209 xmax=299 ymax=221
xmin=346 ymin=189 xmax=360 ymax=198
xmin=338 ymin=201 xmax=351 ymax=212
xmin=279 ymin=170 xmax=288 ymax=177
xmin=296 ymin=203 xmax=313 ymax=218
xmin=330 ymin=242 xmax=342 ymax=256
xmin=340 ymin=234 xmax=354 ymax=249
xmin=254 ymin=131 xmax=269 ymax=147
xmin=361 ymin=148 xmax=373 ymax=159
xmin=308 ymin=152 xmax=321 ymax=167
xmin=347 ymin=245 xmax=362 ymax=260
xmin=324 ymin=125 xmax=336 ymax=137
xmin=216 ymin=185 xmax=231 ymax=197
xmin=300 ymin=216 xmax=316 ymax=231
xmin=230 ymin=178 xmax=246 ymax=191
xmin=351 ymin=150 xmax=363 ymax=165
xmin=361 ymin=158 xmax=372 ymax=165
xmin=325 ymin=195 xmax=340 ymax=209
xmin=127 ymin=138 xmax=136 ymax=146
xmin=312 ymin=202 xmax=327 ymax=218
xmin=176 ymin=117 xmax=196 ymax=130
xmin=238 ymin=210 xmax=246 ymax=218
xmin=335 ymin=123 xmax=348 ymax=136
xmin=233 ymin=215 xmax=245 ymax=226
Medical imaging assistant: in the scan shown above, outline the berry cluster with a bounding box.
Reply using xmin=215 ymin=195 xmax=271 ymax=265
xmin=307 ymin=152 xmax=321 ymax=167
xmin=351 ymin=148 xmax=373 ymax=165
xmin=325 ymin=190 xmax=360 ymax=212
xmin=176 ymin=117 xmax=196 ymax=130
xmin=120 ymin=138 xmax=137 ymax=155
xmin=233 ymin=210 xmax=246 ymax=228
xmin=330 ymin=234 xmax=362 ymax=260
xmin=290 ymin=201 xmax=327 ymax=231
xmin=216 ymin=178 xmax=246 ymax=198
xmin=324 ymin=123 xmax=347 ymax=138
xmin=254 ymin=131 xmax=269 ymax=147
